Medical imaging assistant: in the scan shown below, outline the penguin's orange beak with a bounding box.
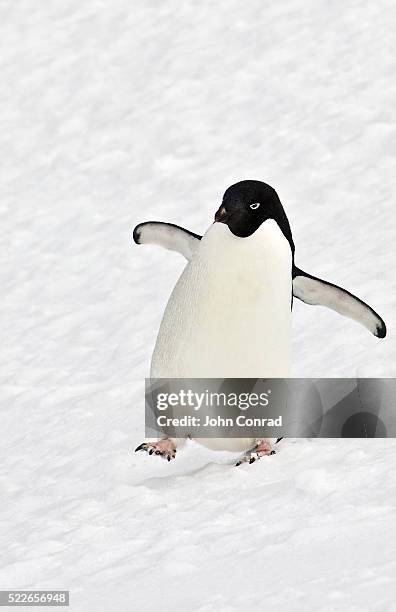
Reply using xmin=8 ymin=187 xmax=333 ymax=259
xmin=214 ymin=205 xmax=228 ymax=223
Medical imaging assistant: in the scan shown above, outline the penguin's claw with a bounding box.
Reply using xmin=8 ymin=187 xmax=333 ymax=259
xmin=235 ymin=452 xmax=260 ymax=466
xmin=235 ymin=442 xmax=276 ymax=466
xmin=134 ymin=440 xmax=177 ymax=461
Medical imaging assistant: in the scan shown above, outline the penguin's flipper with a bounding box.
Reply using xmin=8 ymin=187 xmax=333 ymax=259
xmin=292 ymin=266 xmax=387 ymax=338
xmin=133 ymin=222 xmax=201 ymax=261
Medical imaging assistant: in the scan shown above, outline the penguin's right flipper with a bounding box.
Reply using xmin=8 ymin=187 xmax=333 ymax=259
xmin=133 ymin=222 xmax=201 ymax=261
xmin=292 ymin=266 xmax=387 ymax=338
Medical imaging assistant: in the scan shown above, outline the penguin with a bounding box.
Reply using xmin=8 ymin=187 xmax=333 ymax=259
xmin=133 ymin=180 xmax=386 ymax=464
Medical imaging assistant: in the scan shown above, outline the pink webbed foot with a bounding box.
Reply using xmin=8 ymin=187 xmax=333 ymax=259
xmin=135 ymin=439 xmax=177 ymax=462
xmin=235 ymin=440 xmax=276 ymax=466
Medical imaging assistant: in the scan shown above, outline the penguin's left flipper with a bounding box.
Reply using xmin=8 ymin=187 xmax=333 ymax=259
xmin=133 ymin=222 xmax=201 ymax=261
xmin=292 ymin=266 xmax=387 ymax=338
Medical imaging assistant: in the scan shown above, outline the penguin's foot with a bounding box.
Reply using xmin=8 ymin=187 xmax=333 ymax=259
xmin=235 ymin=440 xmax=275 ymax=466
xmin=135 ymin=439 xmax=177 ymax=462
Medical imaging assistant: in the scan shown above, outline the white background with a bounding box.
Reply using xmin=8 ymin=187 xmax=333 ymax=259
xmin=1 ymin=1 xmax=395 ymax=610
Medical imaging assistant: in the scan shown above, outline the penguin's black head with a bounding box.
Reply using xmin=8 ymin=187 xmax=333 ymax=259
xmin=215 ymin=180 xmax=294 ymax=250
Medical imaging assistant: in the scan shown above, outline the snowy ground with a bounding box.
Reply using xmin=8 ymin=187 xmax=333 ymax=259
xmin=1 ymin=0 xmax=396 ymax=610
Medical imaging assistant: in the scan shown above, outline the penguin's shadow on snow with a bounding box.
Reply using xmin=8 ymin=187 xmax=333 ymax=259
xmin=135 ymin=454 xmax=243 ymax=490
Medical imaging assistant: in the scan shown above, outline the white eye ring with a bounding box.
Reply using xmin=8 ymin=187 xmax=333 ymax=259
xmin=250 ymin=202 xmax=260 ymax=210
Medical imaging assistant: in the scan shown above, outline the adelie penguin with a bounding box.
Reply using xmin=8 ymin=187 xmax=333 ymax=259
xmin=133 ymin=180 xmax=387 ymax=465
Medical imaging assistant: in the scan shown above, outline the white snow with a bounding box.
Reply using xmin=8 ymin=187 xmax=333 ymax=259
xmin=1 ymin=0 xmax=395 ymax=610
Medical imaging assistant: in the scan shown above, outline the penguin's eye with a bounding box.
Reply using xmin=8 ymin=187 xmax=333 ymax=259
xmin=250 ymin=202 xmax=260 ymax=210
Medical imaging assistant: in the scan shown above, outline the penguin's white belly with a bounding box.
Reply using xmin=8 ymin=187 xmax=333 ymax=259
xmin=151 ymin=220 xmax=292 ymax=379
xmin=150 ymin=220 xmax=292 ymax=452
